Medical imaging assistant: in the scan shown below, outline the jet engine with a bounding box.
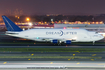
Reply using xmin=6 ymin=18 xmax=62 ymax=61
xmin=51 ymin=39 xmax=58 ymax=44
xmin=64 ymin=40 xmax=71 ymax=44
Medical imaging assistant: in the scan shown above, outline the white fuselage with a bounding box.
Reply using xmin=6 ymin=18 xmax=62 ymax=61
xmin=6 ymin=29 xmax=104 ymax=42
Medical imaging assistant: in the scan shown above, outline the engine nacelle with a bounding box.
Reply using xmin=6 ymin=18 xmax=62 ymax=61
xmin=64 ymin=40 xmax=71 ymax=44
xmin=51 ymin=39 xmax=58 ymax=44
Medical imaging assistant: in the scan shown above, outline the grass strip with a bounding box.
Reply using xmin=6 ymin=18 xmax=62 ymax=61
xmin=0 ymin=48 xmax=105 ymax=52
xmin=0 ymin=56 xmax=102 ymax=59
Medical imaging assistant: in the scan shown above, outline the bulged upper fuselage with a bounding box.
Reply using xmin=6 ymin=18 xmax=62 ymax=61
xmin=6 ymin=28 xmax=104 ymax=42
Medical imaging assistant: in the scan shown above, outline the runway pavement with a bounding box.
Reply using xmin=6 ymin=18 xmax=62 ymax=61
xmin=0 ymin=61 xmax=105 ymax=69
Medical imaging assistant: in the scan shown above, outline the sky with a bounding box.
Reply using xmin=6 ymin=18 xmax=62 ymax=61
xmin=0 ymin=0 xmax=105 ymax=15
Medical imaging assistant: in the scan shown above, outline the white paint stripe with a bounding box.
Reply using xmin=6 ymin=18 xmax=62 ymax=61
xmin=3 ymin=16 xmax=14 ymax=31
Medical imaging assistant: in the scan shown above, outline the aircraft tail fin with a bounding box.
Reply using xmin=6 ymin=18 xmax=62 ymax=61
xmin=2 ymin=16 xmax=22 ymax=31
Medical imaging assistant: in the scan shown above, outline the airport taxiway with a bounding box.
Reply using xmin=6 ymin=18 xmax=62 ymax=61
xmin=0 ymin=52 xmax=105 ymax=61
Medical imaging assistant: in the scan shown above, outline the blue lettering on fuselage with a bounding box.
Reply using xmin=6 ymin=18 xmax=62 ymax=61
xmin=46 ymin=30 xmax=77 ymax=36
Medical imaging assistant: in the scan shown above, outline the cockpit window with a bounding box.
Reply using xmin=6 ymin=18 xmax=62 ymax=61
xmin=95 ymin=32 xmax=98 ymax=34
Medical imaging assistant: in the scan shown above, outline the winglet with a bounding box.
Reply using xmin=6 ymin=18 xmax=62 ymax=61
xmin=2 ymin=16 xmax=22 ymax=31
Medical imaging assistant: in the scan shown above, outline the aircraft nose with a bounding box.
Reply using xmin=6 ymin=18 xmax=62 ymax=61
xmin=102 ymin=36 xmax=104 ymax=39
xmin=100 ymin=35 xmax=104 ymax=39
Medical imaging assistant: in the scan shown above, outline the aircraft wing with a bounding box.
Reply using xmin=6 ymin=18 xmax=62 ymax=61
xmin=38 ymin=37 xmax=76 ymax=43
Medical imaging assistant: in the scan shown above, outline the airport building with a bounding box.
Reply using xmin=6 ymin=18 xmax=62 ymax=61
xmin=0 ymin=21 xmax=105 ymax=35
xmin=0 ymin=21 xmax=104 ymax=28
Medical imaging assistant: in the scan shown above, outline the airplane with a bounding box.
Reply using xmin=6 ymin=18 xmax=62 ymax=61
xmin=2 ymin=16 xmax=104 ymax=45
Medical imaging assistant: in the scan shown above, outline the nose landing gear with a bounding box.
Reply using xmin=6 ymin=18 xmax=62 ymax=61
xmin=93 ymin=41 xmax=95 ymax=45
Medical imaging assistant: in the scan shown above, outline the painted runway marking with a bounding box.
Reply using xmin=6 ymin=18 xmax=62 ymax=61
xmin=3 ymin=62 xmax=7 ymax=64
xmin=91 ymin=59 xmax=94 ymax=61
xmin=92 ymin=54 xmax=96 ymax=56
xmin=31 ymin=54 xmax=34 ymax=56
xmin=28 ymin=59 xmax=31 ymax=60
xmin=50 ymin=62 xmax=53 ymax=64
xmin=68 ymin=59 xmax=70 ymax=61
xmin=77 ymin=62 xmax=80 ymax=64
